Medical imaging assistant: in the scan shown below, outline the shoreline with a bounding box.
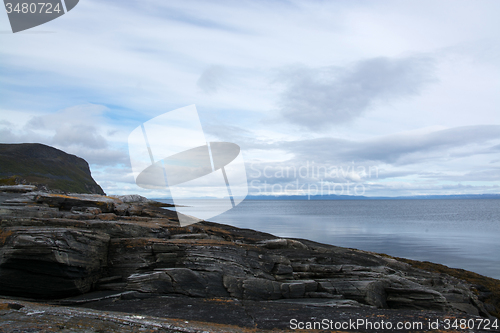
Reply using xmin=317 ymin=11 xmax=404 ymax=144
xmin=155 ymin=197 xmax=500 ymax=280
xmin=0 ymin=187 xmax=499 ymax=331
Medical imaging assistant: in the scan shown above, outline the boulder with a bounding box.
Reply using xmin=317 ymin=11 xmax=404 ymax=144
xmin=0 ymin=227 xmax=109 ymax=298
xmin=126 ymin=272 xmax=173 ymax=293
xmin=35 ymin=193 xmax=115 ymax=213
xmin=0 ymin=185 xmax=36 ymax=193
xmin=242 ymin=278 xmax=282 ymax=300
xmin=114 ymin=195 xmax=152 ymax=203
xmin=385 ymin=287 xmax=448 ymax=311
xmin=0 ymin=190 xmax=497 ymax=320
xmin=161 ymin=268 xmax=208 ymax=297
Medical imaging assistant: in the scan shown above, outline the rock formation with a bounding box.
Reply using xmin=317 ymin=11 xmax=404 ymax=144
xmin=0 ymin=143 xmax=105 ymax=194
xmin=1 ymin=187 xmax=499 ymax=328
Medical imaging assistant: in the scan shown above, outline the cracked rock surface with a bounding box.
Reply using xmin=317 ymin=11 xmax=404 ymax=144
xmin=1 ymin=187 xmax=499 ymax=332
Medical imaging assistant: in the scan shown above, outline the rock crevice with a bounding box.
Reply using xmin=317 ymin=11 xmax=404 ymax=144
xmin=0 ymin=188 xmax=498 ymax=320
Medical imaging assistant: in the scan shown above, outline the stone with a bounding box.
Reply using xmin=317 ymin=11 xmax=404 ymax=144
xmin=385 ymin=287 xmax=448 ymax=311
xmin=113 ymin=203 xmax=129 ymax=216
xmin=223 ymin=275 xmax=244 ymax=298
xmin=243 ymin=278 xmax=282 ymax=300
xmin=161 ymin=268 xmax=207 ymax=297
xmin=0 ymin=189 xmax=497 ymax=320
xmin=0 ymin=185 xmax=36 ymax=193
xmin=259 ymin=238 xmax=287 ymax=249
xmin=0 ymin=227 xmax=109 ymax=298
xmin=272 ymin=263 xmax=293 ymax=275
xmin=97 ymin=213 xmax=118 ymax=221
xmin=35 ymin=193 xmax=115 ymax=213
xmin=152 ymin=244 xmax=180 ymax=253
xmin=113 ymin=194 xmax=151 ymax=203
xmin=126 ymin=272 xmax=173 ymax=293
xmin=156 ymin=253 xmax=178 ymax=263
xmin=305 ymin=292 xmax=342 ymax=299
xmin=170 ymin=233 xmax=209 ymax=240
xmin=317 ymin=281 xmax=336 ymax=293
xmin=281 ymin=282 xmax=306 ymax=298
xmin=71 ymin=206 xmax=102 ymax=215
xmin=259 ymin=238 xmax=308 ymax=250
xmin=365 ymin=281 xmax=388 ymax=308
xmin=126 ymin=204 xmax=143 ymax=216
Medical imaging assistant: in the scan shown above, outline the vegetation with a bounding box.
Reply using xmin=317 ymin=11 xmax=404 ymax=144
xmin=0 ymin=143 xmax=104 ymax=194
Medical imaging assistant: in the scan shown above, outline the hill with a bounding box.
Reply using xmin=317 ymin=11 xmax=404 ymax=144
xmin=245 ymin=193 xmax=500 ymax=200
xmin=0 ymin=143 xmax=105 ymax=195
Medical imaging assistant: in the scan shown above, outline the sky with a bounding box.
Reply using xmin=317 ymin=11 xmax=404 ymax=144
xmin=1 ymin=0 xmax=500 ymax=198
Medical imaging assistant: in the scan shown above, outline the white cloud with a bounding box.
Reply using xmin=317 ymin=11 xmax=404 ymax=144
xmin=1 ymin=0 xmax=500 ymax=197
xmin=196 ymin=66 xmax=228 ymax=94
xmin=277 ymin=56 xmax=436 ymax=130
xmin=0 ymin=104 xmax=129 ymax=167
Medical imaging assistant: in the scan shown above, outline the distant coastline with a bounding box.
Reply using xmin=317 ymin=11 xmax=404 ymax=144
xmin=153 ymin=193 xmax=500 ymax=201
xmin=245 ymin=193 xmax=500 ymax=200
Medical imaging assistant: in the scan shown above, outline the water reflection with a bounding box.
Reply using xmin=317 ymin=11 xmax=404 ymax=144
xmin=161 ymin=199 xmax=500 ymax=279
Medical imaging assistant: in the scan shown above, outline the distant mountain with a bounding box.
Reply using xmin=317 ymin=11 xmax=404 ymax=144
xmin=245 ymin=193 xmax=500 ymax=200
xmin=153 ymin=193 xmax=500 ymax=201
xmin=0 ymin=143 xmax=105 ymax=195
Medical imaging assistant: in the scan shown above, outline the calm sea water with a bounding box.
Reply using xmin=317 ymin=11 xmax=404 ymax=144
xmin=159 ymin=199 xmax=500 ymax=279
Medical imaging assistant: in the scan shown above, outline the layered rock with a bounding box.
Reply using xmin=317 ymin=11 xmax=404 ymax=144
xmin=0 ymin=187 xmax=498 ymax=321
xmin=0 ymin=227 xmax=109 ymax=298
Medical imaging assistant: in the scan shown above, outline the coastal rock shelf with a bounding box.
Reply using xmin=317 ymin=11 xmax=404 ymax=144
xmin=1 ymin=187 xmax=499 ymax=331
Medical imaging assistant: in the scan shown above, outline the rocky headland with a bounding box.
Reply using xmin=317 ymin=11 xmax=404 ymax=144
xmin=1 ymin=186 xmax=499 ymax=332
xmin=0 ymin=143 xmax=105 ymax=195
xmin=0 ymin=143 xmax=499 ymax=332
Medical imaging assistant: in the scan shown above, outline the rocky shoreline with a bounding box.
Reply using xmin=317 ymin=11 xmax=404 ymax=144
xmin=1 ymin=186 xmax=499 ymax=332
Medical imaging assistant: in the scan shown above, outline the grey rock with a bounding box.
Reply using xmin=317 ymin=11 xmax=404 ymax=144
xmin=0 ymin=227 xmax=109 ymax=298
xmin=126 ymin=204 xmax=143 ymax=216
xmin=126 ymin=272 xmax=173 ymax=293
xmin=156 ymin=252 xmax=178 ymax=263
xmin=223 ymin=275 xmax=244 ymax=298
xmin=305 ymin=292 xmax=343 ymax=298
xmin=152 ymin=243 xmax=180 ymax=253
xmin=171 ymin=233 xmax=209 ymax=240
xmin=113 ymin=203 xmax=129 ymax=216
xmin=243 ymin=278 xmax=282 ymax=300
xmin=272 ymin=263 xmax=293 ymax=275
xmin=113 ymin=194 xmax=152 ymax=203
xmin=71 ymin=206 xmax=102 ymax=215
xmin=161 ymin=268 xmax=207 ymax=297
xmin=281 ymin=282 xmax=306 ymax=298
xmin=385 ymin=287 xmax=448 ymax=311
xmin=259 ymin=238 xmax=307 ymax=250
xmin=0 ymin=185 xmax=37 ymax=193
xmin=35 ymin=193 xmax=115 ymax=213
xmin=0 ymin=190 xmax=496 ymax=320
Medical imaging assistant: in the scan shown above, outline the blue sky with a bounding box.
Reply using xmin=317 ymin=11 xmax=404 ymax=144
xmin=1 ymin=0 xmax=499 ymax=197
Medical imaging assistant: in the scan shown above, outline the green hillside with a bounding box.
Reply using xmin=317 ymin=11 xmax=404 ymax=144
xmin=0 ymin=143 xmax=105 ymax=195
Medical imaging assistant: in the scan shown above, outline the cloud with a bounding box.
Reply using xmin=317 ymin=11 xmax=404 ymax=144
xmin=241 ymin=125 xmax=500 ymax=196
xmin=423 ymin=168 xmax=500 ymax=182
xmin=278 ymin=56 xmax=436 ymax=130
xmin=64 ymin=146 xmax=129 ymax=167
xmin=1 ymin=104 xmax=129 ymax=167
xmin=2 ymin=0 xmax=499 ymax=197
xmin=25 ymin=104 xmax=108 ymax=148
xmin=196 ymin=65 xmax=227 ymax=94
xmin=202 ymin=122 xmax=266 ymax=150
xmin=280 ymin=125 xmax=500 ymax=165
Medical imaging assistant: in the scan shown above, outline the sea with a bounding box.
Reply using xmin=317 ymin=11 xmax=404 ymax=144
xmin=158 ymin=199 xmax=500 ymax=280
